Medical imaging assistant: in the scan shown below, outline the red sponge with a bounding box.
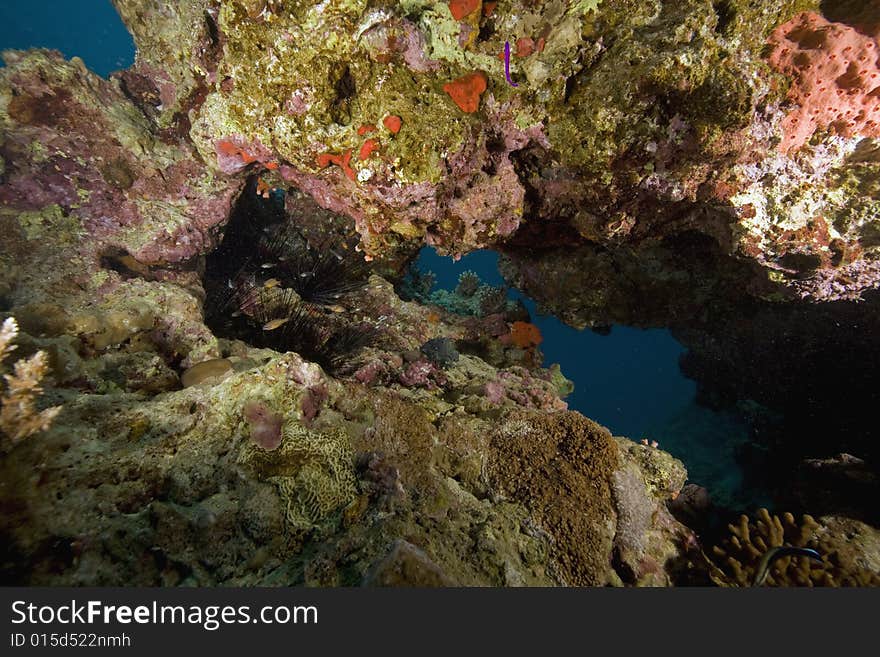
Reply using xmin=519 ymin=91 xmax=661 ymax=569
xmin=767 ymin=11 xmax=880 ymax=153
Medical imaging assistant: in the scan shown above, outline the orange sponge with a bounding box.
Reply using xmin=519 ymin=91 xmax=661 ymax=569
xmin=442 ymin=72 xmax=488 ymax=113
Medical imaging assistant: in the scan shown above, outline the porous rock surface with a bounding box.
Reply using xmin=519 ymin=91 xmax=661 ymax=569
xmin=105 ymin=0 xmax=880 ymax=303
xmin=1 ymin=0 xmax=879 ymax=586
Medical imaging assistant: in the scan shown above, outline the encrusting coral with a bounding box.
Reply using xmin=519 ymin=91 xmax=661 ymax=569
xmin=487 ymin=411 xmax=619 ymax=585
xmin=0 ymin=318 xmax=61 ymax=445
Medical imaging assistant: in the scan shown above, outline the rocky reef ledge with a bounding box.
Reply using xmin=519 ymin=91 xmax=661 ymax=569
xmin=1 ymin=1 xmax=879 ymax=585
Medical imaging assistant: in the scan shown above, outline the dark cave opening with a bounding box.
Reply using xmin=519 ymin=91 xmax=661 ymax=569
xmin=201 ymin=178 xmax=378 ymax=375
xmin=820 ymin=0 xmax=880 ymax=36
xmin=403 ymin=241 xmax=880 ymax=526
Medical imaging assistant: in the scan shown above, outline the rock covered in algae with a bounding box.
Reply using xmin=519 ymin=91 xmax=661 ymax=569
xmin=0 ymin=0 xmax=877 ymax=590
xmin=0 ymin=320 xmax=696 ymax=587
xmin=0 ymin=50 xmax=234 ymax=368
xmin=0 ymin=50 xmax=238 ymax=267
xmin=108 ymin=0 xmax=879 ymax=303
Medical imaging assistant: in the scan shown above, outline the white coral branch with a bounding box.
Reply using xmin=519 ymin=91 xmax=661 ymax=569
xmin=0 ymin=317 xmax=62 ymax=444
xmin=0 ymin=317 xmax=18 ymax=361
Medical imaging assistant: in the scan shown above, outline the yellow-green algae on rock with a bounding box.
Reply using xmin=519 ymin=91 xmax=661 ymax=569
xmin=191 ymin=0 xmax=477 ymax=184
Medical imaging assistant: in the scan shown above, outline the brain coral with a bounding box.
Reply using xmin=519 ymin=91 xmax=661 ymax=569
xmin=767 ymin=11 xmax=880 ymax=153
xmin=239 ymin=422 xmax=356 ymax=532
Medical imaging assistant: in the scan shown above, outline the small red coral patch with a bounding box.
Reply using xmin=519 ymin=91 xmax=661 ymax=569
xmin=217 ymin=140 xmax=240 ymax=157
xmin=215 ymin=138 xmax=264 ymax=173
xmin=359 ymin=138 xmax=380 ymax=160
xmin=448 ymin=0 xmax=480 ymax=21
xmin=516 ymin=37 xmax=536 ymax=57
xmin=216 ymin=139 xmax=257 ymax=163
xmin=316 ymin=149 xmax=356 ymax=181
xmin=383 ymin=114 xmax=403 ymax=134
xmin=442 ymin=72 xmax=488 ymax=113
xmin=502 ymin=321 xmax=543 ymax=349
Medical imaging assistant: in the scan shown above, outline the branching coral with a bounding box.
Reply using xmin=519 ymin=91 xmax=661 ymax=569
xmin=707 ymin=508 xmax=880 ymax=587
xmin=0 ymin=318 xmax=61 ymax=444
xmin=476 ymin=285 xmax=510 ymax=316
xmin=455 ymin=271 xmax=481 ymax=298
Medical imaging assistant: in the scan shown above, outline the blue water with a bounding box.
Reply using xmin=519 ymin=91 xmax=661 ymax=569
xmin=417 ymin=247 xmax=758 ymax=507
xmin=0 ymin=1 xmax=133 ymax=77
xmin=1 ymin=0 xmax=758 ymax=508
xmin=416 ymin=248 xmax=696 ymax=439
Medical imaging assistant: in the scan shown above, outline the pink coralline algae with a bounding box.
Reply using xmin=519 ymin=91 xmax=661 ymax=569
xmin=354 ymin=360 xmax=388 ymax=385
xmin=484 ymin=369 xmax=568 ymax=411
xmin=360 ymin=19 xmax=439 ymax=73
xmin=285 ymin=88 xmax=311 ymax=115
xmin=399 ymin=360 xmax=447 ymax=389
xmin=485 ymin=380 xmax=506 ymax=404
xmin=0 ymin=51 xmax=237 ymax=266
xmin=275 ymin=99 xmax=545 ymax=258
xmin=767 ymin=12 xmax=880 ymax=153
xmin=243 ymin=400 xmax=284 ymax=451
xmin=300 ymin=384 xmax=328 ymax=424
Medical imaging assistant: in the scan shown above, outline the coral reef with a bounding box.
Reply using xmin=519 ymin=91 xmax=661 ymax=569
xmin=398 ymin=263 xmax=521 ymax=318
xmin=0 ymin=0 xmax=878 ymax=589
xmin=0 ymin=337 xmax=695 ymax=586
xmin=706 ymin=508 xmax=880 ymax=586
xmin=97 ymin=0 xmax=877 ymax=302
